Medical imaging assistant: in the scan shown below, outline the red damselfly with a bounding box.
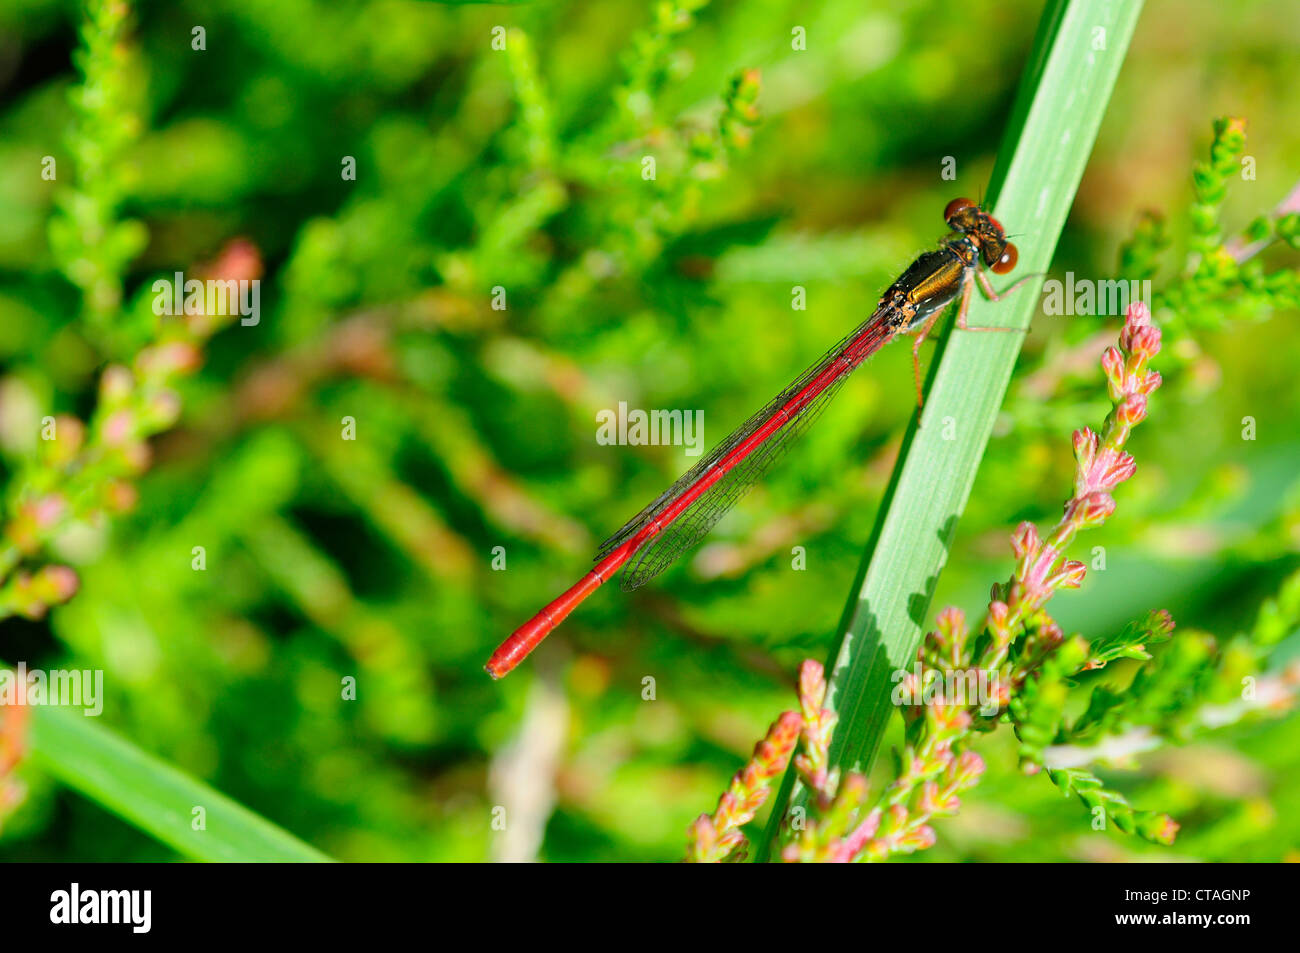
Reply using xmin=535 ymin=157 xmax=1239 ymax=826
xmin=487 ymin=198 xmax=1034 ymax=678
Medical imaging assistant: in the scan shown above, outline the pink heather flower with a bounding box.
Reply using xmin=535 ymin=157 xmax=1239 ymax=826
xmin=931 ymin=607 xmax=966 ymax=664
xmin=935 ymin=606 xmax=965 ymax=643
xmin=145 ymin=390 xmax=182 ymax=428
xmin=992 ymin=679 xmax=1010 ymax=708
xmin=1091 ymin=448 xmax=1137 ymax=491
xmin=1117 ymin=393 xmax=1148 ymax=428
xmin=916 ymin=779 xmax=963 ymax=818
xmin=928 ymin=743 xmax=956 ymax=774
xmin=105 ymin=480 xmax=139 ymax=513
xmin=1068 ymin=491 xmax=1116 ymax=527
xmin=36 ymin=565 xmax=80 ymax=603
xmin=102 ymin=409 xmax=134 ymax=445
xmin=836 ymin=809 xmax=882 ymax=861
xmin=1149 ymin=609 xmax=1176 ymax=640
xmin=1045 ymin=559 xmax=1087 ymax=590
xmin=931 ymin=705 xmax=972 ymax=733
xmin=1036 ymin=619 xmax=1065 ymax=647
xmin=689 ymin=709 xmax=801 ymax=862
xmin=203 ymin=238 xmax=263 ymax=283
xmin=1072 ymin=427 xmax=1099 ymax=470
xmin=987 ymin=600 xmax=1009 ymax=629
xmin=1129 ymin=299 xmax=1153 ymax=323
xmin=47 ymin=416 xmax=86 ymax=465
xmin=949 ymin=750 xmax=986 ymax=787
xmin=31 ymin=494 xmax=66 ymax=528
xmin=1010 ymin=522 xmax=1041 ymax=561
xmin=1101 ymin=346 xmax=1125 ymax=398
xmin=1145 ymin=814 xmax=1180 ymax=846
xmin=799 ymin=660 xmax=827 ymax=715
xmin=900 ymin=824 xmax=937 ymax=852
xmin=1127 ymin=324 xmax=1161 ymax=360
xmin=100 ymin=365 xmax=134 ymax=404
xmin=687 ymin=815 xmax=719 ymax=857
xmin=137 ymin=342 xmax=202 ymax=378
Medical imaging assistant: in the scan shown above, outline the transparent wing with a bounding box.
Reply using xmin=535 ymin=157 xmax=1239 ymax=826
xmin=596 ymin=310 xmax=899 ymax=591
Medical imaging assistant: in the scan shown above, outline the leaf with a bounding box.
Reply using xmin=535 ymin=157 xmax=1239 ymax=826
xmin=1087 ymin=608 xmax=1176 ymax=668
xmin=28 ymin=707 xmax=330 ymax=863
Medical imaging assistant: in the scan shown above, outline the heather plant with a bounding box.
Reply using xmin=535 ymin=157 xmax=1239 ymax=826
xmin=690 ymin=301 xmax=1298 ymax=862
xmin=687 ymin=302 xmax=1160 ymax=861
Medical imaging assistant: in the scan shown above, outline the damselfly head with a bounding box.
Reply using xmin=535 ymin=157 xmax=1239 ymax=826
xmin=943 ymin=197 xmax=1017 ymax=274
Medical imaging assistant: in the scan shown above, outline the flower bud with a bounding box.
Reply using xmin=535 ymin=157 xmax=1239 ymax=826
xmin=100 ymin=365 xmax=134 ymax=405
xmin=1010 ymin=521 xmax=1040 ymax=561
xmin=1117 ymin=393 xmax=1148 ymax=428
xmin=1047 ymin=559 xmax=1088 ymax=590
xmin=1101 ymin=346 xmax=1124 ymax=396
xmin=1072 ymin=427 xmax=1098 ymax=470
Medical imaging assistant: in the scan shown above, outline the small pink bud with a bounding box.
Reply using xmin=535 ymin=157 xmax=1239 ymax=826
xmin=1127 ymin=324 xmax=1161 ymax=360
xmin=144 ymin=390 xmax=182 ymax=429
xmin=35 ymin=565 xmax=79 ymax=603
xmin=841 ymin=809 xmax=881 ymax=856
xmin=1093 ymin=448 xmax=1137 ymax=490
xmin=1125 ymin=300 xmax=1152 ymax=327
xmin=953 ymin=750 xmax=986 ymax=785
xmin=1048 ymin=559 xmax=1088 ymax=590
xmin=122 ymin=440 xmax=152 ymax=473
xmin=901 ymin=824 xmax=937 ymax=851
xmin=1117 ymin=393 xmax=1148 ymax=427
xmin=105 ymin=480 xmax=139 ymax=513
xmin=1076 ymin=491 xmax=1116 ymax=526
xmin=1101 ymin=346 xmax=1124 ymax=390
xmin=45 ymin=415 xmax=86 ymax=466
xmin=32 ymin=494 xmax=66 ymax=528
xmin=102 ymin=409 xmax=135 ymax=445
xmin=100 ymin=365 xmax=134 ymax=404
xmin=1072 ymin=427 xmax=1099 ymax=469
xmin=689 ymin=813 xmax=717 ymax=850
xmin=935 ymin=606 xmax=965 ymax=648
xmin=1010 ymin=521 xmax=1040 ymax=561
xmin=1152 ymin=815 xmax=1180 ymax=846
xmin=916 ymin=780 xmax=943 ymax=814
xmin=798 ymin=660 xmax=826 ymax=715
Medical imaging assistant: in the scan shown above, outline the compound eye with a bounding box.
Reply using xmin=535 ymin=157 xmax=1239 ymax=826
xmin=992 ymin=242 xmax=1018 ymax=274
xmin=944 ymin=197 xmax=976 ymax=220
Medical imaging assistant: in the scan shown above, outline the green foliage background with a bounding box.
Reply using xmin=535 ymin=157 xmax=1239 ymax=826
xmin=0 ymin=0 xmax=1297 ymax=861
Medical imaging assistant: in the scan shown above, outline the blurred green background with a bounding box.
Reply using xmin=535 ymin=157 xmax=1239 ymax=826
xmin=0 ymin=0 xmax=1297 ymax=861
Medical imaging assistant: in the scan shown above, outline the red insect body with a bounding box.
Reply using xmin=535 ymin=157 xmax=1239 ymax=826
xmin=487 ymin=200 xmax=1023 ymax=679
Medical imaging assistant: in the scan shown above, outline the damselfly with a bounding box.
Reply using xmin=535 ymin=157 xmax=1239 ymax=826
xmin=487 ymin=198 xmax=1034 ymax=679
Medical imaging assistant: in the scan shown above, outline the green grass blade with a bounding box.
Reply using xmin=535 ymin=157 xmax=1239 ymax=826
xmin=28 ymin=706 xmax=331 ymax=862
xmin=757 ymin=0 xmax=1145 ymax=859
